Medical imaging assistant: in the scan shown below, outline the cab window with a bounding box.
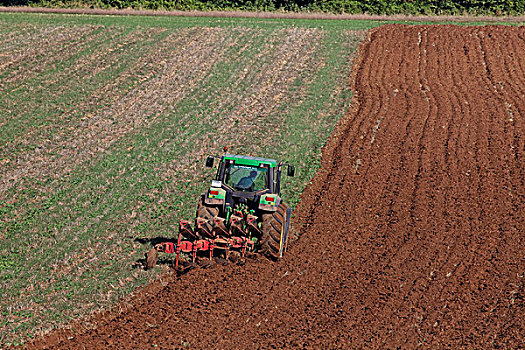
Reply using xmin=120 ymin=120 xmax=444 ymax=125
xmin=224 ymin=164 xmax=268 ymax=192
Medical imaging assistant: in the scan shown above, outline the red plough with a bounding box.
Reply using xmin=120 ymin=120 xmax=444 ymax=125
xmin=145 ymin=217 xmax=256 ymax=270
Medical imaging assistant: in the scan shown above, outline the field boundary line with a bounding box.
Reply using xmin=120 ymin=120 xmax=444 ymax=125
xmin=2 ymin=6 xmax=525 ymax=22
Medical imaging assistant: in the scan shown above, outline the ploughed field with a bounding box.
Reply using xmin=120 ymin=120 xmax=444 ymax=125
xmin=28 ymin=24 xmax=525 ymax=348
xmin=0 ymin=13 xmax=364 ymax=345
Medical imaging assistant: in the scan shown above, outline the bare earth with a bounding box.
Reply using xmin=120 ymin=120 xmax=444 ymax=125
xmin=27 ymin=24 xmax=525 ymax=348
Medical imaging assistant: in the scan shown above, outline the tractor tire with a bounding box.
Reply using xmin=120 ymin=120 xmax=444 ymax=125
xmin=196 ymin=196 xmax=219 ymax=237
xmin=145 ymin=247 xmax=158 ymax=270
xmin=260 ymin=203 xmax=288 ymax=260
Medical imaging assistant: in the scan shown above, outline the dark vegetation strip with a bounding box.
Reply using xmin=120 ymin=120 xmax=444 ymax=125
xmin=3 ymin=0 xmax=525 ymax=16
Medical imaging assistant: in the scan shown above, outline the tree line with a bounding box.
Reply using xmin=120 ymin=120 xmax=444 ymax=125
xmin=2 ymin=0 xmax=524 ymax=16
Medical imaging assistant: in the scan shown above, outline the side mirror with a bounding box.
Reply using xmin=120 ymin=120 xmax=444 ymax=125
xmin=287 ymin=165 xmax=295 ymax=177
xmin=205 ymin=156 xmax=214 ymax=168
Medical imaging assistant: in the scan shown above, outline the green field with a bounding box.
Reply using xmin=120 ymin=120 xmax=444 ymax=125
xmin=0 ymin=12 xmax=374 ymax=345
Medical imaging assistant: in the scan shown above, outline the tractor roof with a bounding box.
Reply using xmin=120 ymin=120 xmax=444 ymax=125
xmin=223 ymin=154 xmax=277 ymax=168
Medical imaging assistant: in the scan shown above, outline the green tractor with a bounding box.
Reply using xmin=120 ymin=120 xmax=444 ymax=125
xmin=145 ymin=152 xmax=295 ymax=269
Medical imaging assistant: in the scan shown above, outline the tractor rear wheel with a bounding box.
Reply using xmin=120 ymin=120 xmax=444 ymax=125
xmin=196 ymin=196 xmax=219 ymax=237
xmin=145 ymin=247 xmax=158 ymax=270
xmin=260 ymin=203 xmax=288 ymax=260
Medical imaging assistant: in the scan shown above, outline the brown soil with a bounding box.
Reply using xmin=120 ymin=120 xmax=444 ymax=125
xmin=27 ymin=24 xmax=524 ymax=349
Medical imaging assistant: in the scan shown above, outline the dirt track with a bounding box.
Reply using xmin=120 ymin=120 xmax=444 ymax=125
xmin=3 ymin=6 xmax=525 ymax=23
xmin=29 ymin=24 xmax=524 ymax=349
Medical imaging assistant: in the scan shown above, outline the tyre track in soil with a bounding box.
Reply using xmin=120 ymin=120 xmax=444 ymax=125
xmin=28 ymin=24 xmax=524 ymax=349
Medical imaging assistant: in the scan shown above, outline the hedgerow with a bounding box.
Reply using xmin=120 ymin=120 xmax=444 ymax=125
xmin=5 ymin=0 xmax=524 ymax=15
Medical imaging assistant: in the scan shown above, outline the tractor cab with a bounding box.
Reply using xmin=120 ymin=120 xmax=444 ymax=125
xmin=212 ymin=154 xmax=277 ymax=193
xmin=204 ymin=154 xmax=294 ymax=215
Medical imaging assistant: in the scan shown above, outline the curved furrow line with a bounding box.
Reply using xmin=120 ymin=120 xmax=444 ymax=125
xmin=350 ymin=29 xmax=409 ymax=249
xmin=485 ymin=30 xmax=521 ymax=216
xmin=334 ymin=30 xmax=390 ymax=191
xmin=503 ymin=28 xmax=525 ymax=89
xmin=293 ymin=28 xmax=381 ymax=238
xmin=360 ymin=31 xmax=415 ymax=277
xmin=340 ymin=27 xmax=388 ymax=176
xmin=490 ymin=29 xmax=525 ymax=207
xmin=443 ymin=27 xmax=478 ymax=278
xmin=428 ymin=26 xmax=517 ymax=345
xmin=340 ymin=25 xmax=402 ymax=252
xmin=356 ymin=26 xmax=419 ymax=345
xmin=477 ymin=28 xmax=525 ymax=342
xmin=357 ymin=25 xmax=416 ymax=265
xmin=388 ymin=25 xmax=458 ymax=343
xmin=349 ymin=25 xmax=435 ymax=345
xmin=434 ymin=27 xmax=495 ymax=344
xmin=373 ymin=26 xmax=426 ymax=268
xmin=477 ymin=30 xmax=514 ymax=241
xmin=393 ymin=25 xmax=461 ymax=343
xmin=514 ymin=29 xmax=525 ymax=83
xmin=482 ymin=28 xmax=523 ymax=209
xmin=430 ymin=26 xmax=469 ymax=277
xmin=462 ymin=28 xmax=502 ymax=344
xmin=356 ymin=26 xmax=407 ymax=189
xmin=430 ymin=27 xmax=477 ymax=319
xmin=378 ymin=26 xmax=439 ymax=276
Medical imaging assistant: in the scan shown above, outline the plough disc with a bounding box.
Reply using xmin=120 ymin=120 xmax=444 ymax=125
xmin=213 ymin=217 xmax=229 ymax=236
xmin=179 ymin=220 xmax=197 ymax=240
xmin=229 ymin=215 xmax=246 ymax=236
xmin=196 ymin=217 xmax=214 ymax=238
xmin=246 ymin=214 xmax=261 ymax=235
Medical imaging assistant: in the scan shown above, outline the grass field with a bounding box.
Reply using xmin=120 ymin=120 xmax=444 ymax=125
xmin=0 ymin=12 xmax=371 ymax=345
